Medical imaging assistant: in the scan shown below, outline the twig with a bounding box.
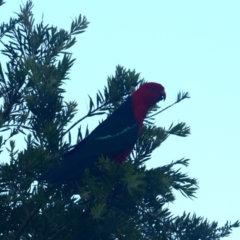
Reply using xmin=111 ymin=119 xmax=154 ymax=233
xmin=14 ymin=203 xmax=42 ymax=240
xmin=63 ymin=101 xmax=110 ymax=137
xmin=148 ymin=91 xmax=190 ymax=118
xmin=48 ymin=225 xmax=67 ymax=240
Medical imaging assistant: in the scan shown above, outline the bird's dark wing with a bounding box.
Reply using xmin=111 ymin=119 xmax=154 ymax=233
xmin=63 ymin=97 xmax=139 ymax=162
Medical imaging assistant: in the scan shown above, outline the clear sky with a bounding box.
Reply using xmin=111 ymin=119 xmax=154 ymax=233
xmin=1 ymin=0 xmax=240 ymax=239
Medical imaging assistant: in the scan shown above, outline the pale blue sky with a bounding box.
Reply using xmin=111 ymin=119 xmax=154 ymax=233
xmin=1 ymin=1 xmax=240 ymax=239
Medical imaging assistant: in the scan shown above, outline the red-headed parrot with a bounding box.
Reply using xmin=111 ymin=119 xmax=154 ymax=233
xmin=40 ymin=82 xmax=166 ymax=184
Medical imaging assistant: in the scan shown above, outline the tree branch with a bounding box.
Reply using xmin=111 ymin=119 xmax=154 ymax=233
xmin=14 ymin=203 xmax=42 ymax=240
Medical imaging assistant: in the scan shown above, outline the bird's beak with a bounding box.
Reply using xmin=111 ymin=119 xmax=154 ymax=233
xmin=159 ymin=90 xmax=166 ymax=101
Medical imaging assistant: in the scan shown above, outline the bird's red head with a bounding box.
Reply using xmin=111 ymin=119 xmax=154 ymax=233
xmin=131 ymin=82 xmax=166 ymax=124
xmin=132 ymin=82 xmax=166 ymax=108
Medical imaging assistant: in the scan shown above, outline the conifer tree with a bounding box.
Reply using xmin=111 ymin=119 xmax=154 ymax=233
xmin=0 ymin=1 xmax=239 ymax=239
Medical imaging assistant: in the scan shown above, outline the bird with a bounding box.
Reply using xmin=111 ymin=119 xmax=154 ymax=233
xmin=40 ymin=82 xmax=166 ymax=184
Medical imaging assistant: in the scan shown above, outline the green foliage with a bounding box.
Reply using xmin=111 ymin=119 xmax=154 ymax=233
xmin=0 ymin=1 xmax=239 ymax=240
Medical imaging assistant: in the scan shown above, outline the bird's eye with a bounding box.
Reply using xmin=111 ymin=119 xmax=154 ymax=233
xmin=151 ymin=87 xmax=156 ymax=91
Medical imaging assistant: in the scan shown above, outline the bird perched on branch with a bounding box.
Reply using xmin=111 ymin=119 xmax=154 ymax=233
xmin=40 ymin=82 xmax=166 ymax=184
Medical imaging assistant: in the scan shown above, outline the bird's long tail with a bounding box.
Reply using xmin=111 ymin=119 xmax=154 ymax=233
xmin=39 ymin=155 xmax=95 ymax=184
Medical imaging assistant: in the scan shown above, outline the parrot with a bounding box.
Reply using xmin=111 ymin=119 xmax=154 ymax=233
xmin=40 ymin=82 xmax=166 ymax=184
